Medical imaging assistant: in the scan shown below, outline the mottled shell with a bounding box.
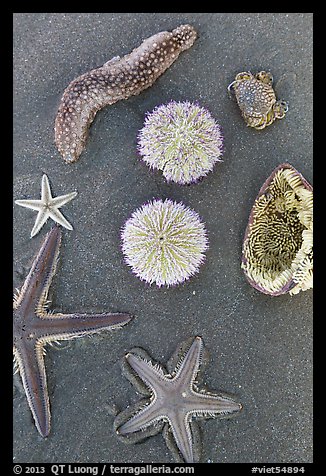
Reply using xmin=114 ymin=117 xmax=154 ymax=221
xmin=241 ymin=163 xmax=313 ymax=296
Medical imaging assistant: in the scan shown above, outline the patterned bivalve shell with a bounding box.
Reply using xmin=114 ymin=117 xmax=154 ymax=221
xmin=241 ymin=163 xmax=313 ymax=296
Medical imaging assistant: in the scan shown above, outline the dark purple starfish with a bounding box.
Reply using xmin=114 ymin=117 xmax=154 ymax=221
xmin=13 ymin=225 xmax=132 ymax=437
xmin=115 ymin=336 xmax=242 ymax=463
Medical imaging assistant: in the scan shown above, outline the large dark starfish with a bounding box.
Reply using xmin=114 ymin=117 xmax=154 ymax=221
xmin=13 ymin=225 xmax=132 ymax=437
xmin=114 ymin=336 xmax=242 ymax=463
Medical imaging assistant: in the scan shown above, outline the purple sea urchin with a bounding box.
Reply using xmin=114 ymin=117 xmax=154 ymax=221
xmin=137 ymin=101 xmax=223 ymax=184
xmin=114 ymin=336 xmax=242 ymax=463
xmin=241 ymin=163 xmax=313 ymax=296
xmin=228 ymin=71 xmax=288 ymax=129
xmin=121 ymin=199 xmax=208 ymax=286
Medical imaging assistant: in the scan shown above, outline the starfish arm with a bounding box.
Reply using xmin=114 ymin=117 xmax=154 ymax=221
xmin=125 ymin=352 xmax=169 ymax=393
xmin=15 ymin=199 xmax=44 ymax=211
xmin=36 ymin=312 xmax=132 ymax=342
xmin=169 ymin=411 xmax=194 ymax=463
xmin=50 ymin=191 xmax=78 ymax=208
xmin=117 ymin=399 xmax=163 ymax=435
xmin=48 ymin=209 xmax=73 ymax=230
xmin=41 ymin=174 xmax=53 ymax=203
xmin=186 ymin=390 xmax=242 ymax=418
xmin=13 ymin=341 xmax=51 ymax=437
xmin=14 ymin=226 xmax=62 ymax=312
xmin=30 ymin=209 xmax=50 ymax=237
xmin=174 ymin=336 xmax=203 ymax=386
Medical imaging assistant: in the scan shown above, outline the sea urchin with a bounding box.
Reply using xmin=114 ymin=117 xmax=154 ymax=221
xmin=241 ymin=163 xmax=313 ymax=296
xmin=121 ymin=199 xmax=208 ymax=286
xmin=137 ymin=101 xmax=223 ymax=184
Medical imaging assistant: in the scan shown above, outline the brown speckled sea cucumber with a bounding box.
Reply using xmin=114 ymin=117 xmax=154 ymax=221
xmin=54 ymin=24 xmax=197 ymax=163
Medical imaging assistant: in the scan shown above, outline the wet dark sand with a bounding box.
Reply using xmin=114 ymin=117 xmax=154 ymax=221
xmin=13 ymin=13 xmax=312 ymax=463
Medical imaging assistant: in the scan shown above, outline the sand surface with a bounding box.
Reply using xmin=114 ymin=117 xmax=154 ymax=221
xmin=13 ymin=12 xmax=312 ymax=463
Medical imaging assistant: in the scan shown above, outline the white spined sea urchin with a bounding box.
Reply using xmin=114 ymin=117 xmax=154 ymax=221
xmin=121 ymin=199 xmax=208 ymax=286
xmin=137 ymin=101 xmax=223 ymax=184
xmin=241 ymin=163 xmax=313 ymax=296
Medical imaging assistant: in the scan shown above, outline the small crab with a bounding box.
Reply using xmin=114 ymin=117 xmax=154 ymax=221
xmin=228 ymin=71 xmax=288 ymax=129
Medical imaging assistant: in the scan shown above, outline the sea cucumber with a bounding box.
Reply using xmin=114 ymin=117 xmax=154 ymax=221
xmin=54 ymin=24 xmax=197 ymax=163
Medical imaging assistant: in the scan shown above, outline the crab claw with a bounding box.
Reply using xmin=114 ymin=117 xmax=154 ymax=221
xmin=227 ymin=80 xmax=237 ymax=96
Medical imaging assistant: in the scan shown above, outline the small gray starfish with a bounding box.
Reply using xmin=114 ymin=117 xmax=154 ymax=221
xmin=15 ymin=174 xmax=77 ymax=237
xmin=115 ymin=336 xmax=242 ymax=463
xmin=13 ymin=225 xmax=132 ymax=437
